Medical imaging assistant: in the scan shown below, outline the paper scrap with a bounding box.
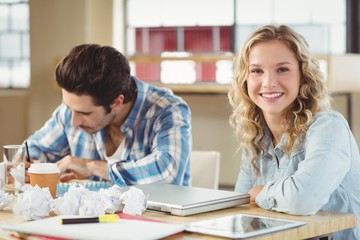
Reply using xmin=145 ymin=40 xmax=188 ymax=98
xmin=120 ymin=187 xmax=147 ymax=215
xmin=54 ymin=184 xmax=147 ymax=217
xmin=13 ymin=185 xmax=55 ymax=220
xmin=13 ymin=183 xmax=148 ymax=220
xmin=0 ymin=190 xmax=14 ymax=210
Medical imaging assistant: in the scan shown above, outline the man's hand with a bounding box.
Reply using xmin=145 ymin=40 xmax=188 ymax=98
xmin=56 ymin=155 xmax=109 ymax=182
xmin=56 ymin=155 xmax=93 ymax=182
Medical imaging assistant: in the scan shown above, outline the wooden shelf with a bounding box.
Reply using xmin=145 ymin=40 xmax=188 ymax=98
xmin=127 ymin=53 xmax=235 ymax=63
xmin=151 ymin=82 xmax=230 ymax=94
xmin=128 ymin=53 xmax=233 ymax=94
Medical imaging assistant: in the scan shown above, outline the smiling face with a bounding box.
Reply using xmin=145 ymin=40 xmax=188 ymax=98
xmin=62 ymin=89 xmax=115 ymax=134
xmin=246 ymin=40 xmax=301 ymax=122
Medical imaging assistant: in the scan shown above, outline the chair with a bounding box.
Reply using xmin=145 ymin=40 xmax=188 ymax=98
xmin=190 ymin=150 xmax=220 ymax=189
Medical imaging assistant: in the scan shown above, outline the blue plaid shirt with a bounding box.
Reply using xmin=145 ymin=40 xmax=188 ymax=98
xmin=26 ymin=77 xmax=192 ymax=186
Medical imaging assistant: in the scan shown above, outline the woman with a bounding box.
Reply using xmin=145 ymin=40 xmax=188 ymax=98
xmin=228 ymin=25 xmax=360 ymax=239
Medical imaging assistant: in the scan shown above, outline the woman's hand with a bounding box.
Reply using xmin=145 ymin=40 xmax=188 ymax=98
xmin=248 ymin=185 xmax=264 ymax=202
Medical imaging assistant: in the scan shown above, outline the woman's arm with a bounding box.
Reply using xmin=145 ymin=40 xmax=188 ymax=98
xmin=256 ymin=112 xmax=352 ymax=215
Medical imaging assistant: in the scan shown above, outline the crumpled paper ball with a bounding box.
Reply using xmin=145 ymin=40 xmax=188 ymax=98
xmin=78 ymin=190 xmax=107 ymax=216
xmin=0 ymin=191 xmax=14 ymax=210
xmin=54 ymin=184 xmax=146 ymax=217
xmin=53 ymin=185 xmax=88 ymax=216
xmin=98 ymin=185 xmax=124 ymax=214
xmin=13 ymin=183 xmax=148 ymax=220
xmin=120 ymin=186 xmax=147 ymax=215
xmin=54 ymin=185 xmax=108 ymax=216
xmin=13 ymin=185 xmax=55 ymax=220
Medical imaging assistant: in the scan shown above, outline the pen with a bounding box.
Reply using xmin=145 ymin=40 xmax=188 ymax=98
xmin=60 ymin=214 xmax=119 ymax=224
xmin=25 ymin=141 xmax=31 ymax=162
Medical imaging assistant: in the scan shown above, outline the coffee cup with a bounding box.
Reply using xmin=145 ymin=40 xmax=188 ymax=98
xmin=28 ymin=163 xmax=60 ymax=198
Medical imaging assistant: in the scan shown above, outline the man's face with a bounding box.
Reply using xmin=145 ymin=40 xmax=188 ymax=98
xmin=62 ymin=89 xmax=114 ymax=134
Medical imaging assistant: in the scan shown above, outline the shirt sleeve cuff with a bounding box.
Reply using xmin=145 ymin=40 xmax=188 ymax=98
xmin=255 ymin=182 xmax=276 ymax=210
xmin=108 ymin=161 xmax=126 ymax=187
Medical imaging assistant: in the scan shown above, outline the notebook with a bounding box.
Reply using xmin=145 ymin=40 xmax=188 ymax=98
xmin=185 ymin=213 xmax=306 ymax=239
xmin=57 ymin=181 xmax=114 ymax=196
xmin=125 ymin=182 xmax=250 ymax=216
xmin=1 ymin=214 xmax=185 ymax=240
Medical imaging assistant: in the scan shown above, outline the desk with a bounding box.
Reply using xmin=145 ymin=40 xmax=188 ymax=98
xmin=0 ymin=203 xmax=356 ymax=240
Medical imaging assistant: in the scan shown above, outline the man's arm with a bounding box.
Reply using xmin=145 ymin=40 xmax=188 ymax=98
xmin=108 ymin=102 xmax=192 ymax=187
xmin=56 ymin=155 xmax=108 ymax=181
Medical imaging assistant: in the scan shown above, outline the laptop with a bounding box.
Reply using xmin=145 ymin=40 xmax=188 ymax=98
xmin=125 ymin=182 xmax=250 ymax=216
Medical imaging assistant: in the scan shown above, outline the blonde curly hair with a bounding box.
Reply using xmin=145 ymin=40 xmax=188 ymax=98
xmin=228 ymin=25 xmax=331 ymax=175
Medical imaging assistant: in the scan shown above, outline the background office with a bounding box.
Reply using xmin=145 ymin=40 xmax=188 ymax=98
xmin=1 ymin=0 xmax=359 ymax=189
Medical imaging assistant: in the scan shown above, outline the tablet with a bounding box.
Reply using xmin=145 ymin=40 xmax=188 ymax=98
xmin=185 ymin=213 xmax=306 ymax=239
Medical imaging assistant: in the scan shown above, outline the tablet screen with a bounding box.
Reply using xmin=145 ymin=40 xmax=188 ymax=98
xmin=185 ymin=213 xmax=306 ymax=239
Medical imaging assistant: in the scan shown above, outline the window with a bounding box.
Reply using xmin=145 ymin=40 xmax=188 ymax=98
xmin=234 ymin=0 xmax=346 ymax=54
xmin=124 ymin=0 xmax=346 ymax=85
xmin=0 ymin=0 xmax=30 ymax=88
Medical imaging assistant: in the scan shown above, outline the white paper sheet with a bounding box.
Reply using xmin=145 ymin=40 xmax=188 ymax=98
xmin=1 ymin=215 xmax=185 ymax=240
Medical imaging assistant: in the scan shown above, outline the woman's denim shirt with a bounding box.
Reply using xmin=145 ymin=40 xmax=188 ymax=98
xmin=235 ymin=110 xmax=360 ymax=240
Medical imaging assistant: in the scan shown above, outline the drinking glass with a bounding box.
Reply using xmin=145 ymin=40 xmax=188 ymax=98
xmin=3 ymin=145 xmax=25 ymax=195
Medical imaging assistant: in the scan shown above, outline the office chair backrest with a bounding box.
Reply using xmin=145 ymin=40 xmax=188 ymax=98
xmin=190 ymin=150 xmax=220 ymax=189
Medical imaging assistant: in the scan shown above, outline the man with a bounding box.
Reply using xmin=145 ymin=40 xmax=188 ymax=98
xmin=26 ymin=44 xmax=192 ymax=186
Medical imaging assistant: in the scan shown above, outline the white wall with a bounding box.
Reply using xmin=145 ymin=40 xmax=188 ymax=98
xmin=28 ymin=0 xmax=87 ymax=134
xmin=0 ymin=91 xmax=28 ymax=149
xmin=27 ymin=0 xmax=114 ymax=134
xmin=180 ymin=94 xmax=240 ymax=185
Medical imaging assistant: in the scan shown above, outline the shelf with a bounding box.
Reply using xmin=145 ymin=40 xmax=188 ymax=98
xmin=127 ymin=53 xmax=235 ymax=63
xmin=151 ymin=82 xmax=230 ymax=94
